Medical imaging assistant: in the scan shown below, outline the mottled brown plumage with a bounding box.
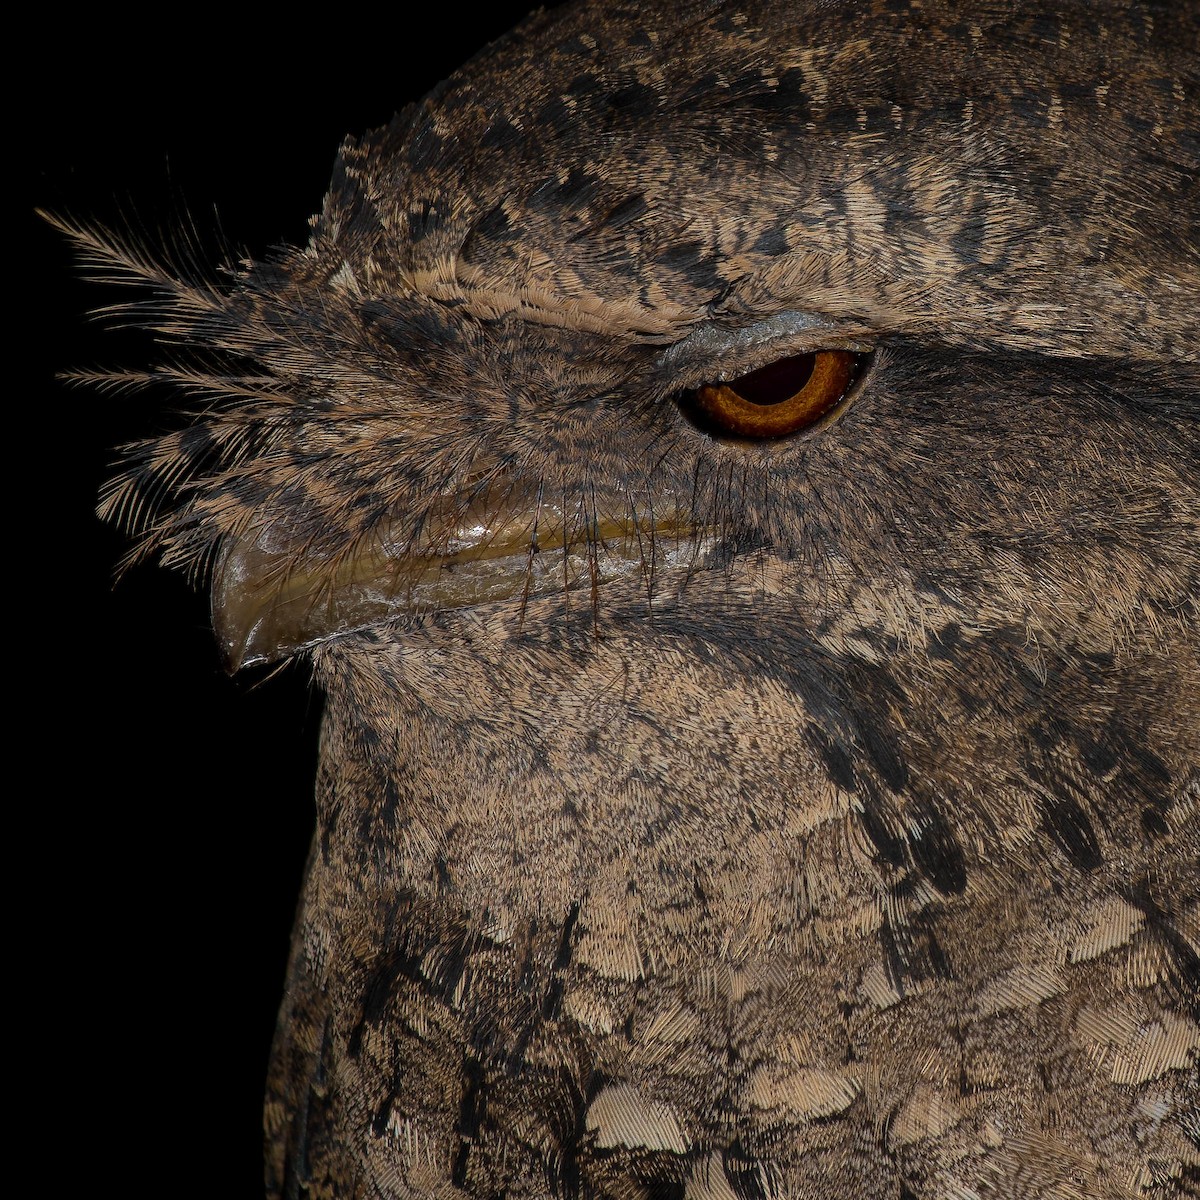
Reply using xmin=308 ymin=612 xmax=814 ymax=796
xmin=73 ymin=0 xmax=1197 ymax=1195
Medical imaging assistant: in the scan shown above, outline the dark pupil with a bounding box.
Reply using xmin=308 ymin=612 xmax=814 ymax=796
xmin=729 ymin=353 xmax=817 ymax=405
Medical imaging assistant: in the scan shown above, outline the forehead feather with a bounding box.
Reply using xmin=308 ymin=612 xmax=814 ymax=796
xmin=307 ymin=0 xmax=1198 ymax=358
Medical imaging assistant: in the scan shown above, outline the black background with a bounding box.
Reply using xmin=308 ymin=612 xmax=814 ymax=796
xmin=30 ymin=3 xmax=550 ymax=1191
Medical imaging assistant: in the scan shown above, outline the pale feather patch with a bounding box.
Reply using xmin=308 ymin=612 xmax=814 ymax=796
xmin=940 ymin=1182 xmax=983 ymax=1200
xmin=638 ymin=1000 xmax=702 ymax=1050
xmin=974 ymin=962 xmax=1067 ymax=1018
xmin=859 ymin=960 xmax=904 ymax=1010
xmin=584 ymin=1083 xmax=689 ymax=1153
xmin=416 ymin=262 xmax=693 ymax=337
xmin=559 ymin=987 xmax=618 ymax=1035
xmin=695 ymin=960 xmax=760 ymax=1004
xmin=1069 ymin=894 xmax=1146 ymax=963
xmin=746 ymin=1064 xmax=859 ymax=1121
xmin=1075 ymin=1002 xmax=1200 ymax=1085
xmin=327 ymin=260 xmax=361 ymax=295
xmin=574 ymin=890 xmax=647 ymax=982
xmin=684 ymin=1154 xmax=740 ymax=1200
xmin=886 ymin=1084 xmax=965 ymax=1149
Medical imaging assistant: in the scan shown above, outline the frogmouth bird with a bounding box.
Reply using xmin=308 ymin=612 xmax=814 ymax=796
xmin=74 ymin=0 xmax=1198 ymax=1196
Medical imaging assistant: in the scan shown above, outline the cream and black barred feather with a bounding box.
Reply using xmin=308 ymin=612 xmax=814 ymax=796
xmin=68 ymin=0 xmax=1198 ymax=1196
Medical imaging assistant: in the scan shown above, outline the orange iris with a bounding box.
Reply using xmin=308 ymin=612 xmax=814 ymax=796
xmin=681 ymin=350 xmax=860 ymax=439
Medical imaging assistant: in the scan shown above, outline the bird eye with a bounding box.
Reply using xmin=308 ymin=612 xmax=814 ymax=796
xmin=678 ymin=350 xmax=863 ymax=440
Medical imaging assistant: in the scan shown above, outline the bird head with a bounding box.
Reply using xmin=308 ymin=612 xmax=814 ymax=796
xmin=74 ymin=0 xmax=1196 ymax=681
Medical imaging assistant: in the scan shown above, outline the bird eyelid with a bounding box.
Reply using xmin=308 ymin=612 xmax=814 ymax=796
xmin=655 ymin=309 xmax=877 ymax=396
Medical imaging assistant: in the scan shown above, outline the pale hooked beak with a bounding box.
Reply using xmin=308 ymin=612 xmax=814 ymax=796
xmin=213 ymin=487 xmax=708 ymax=670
